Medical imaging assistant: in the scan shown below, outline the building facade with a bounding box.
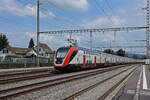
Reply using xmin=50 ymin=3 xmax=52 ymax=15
xmin=36 ymin=43 xmax=53 ymax=58
xmin=0 ymin=46 xmax=37 ymax=58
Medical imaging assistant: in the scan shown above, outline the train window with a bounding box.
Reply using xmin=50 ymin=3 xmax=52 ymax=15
xmin=77 ymin=58 xmax=79 ymax=62
xmin=84 ymin=51 xmax=86 ymax=54
xmin=56 ymin=47 xmax=69 ymax=58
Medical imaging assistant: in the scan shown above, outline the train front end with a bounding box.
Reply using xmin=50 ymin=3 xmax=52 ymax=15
xmin=53 ymin=46 xmax=78 ymax=71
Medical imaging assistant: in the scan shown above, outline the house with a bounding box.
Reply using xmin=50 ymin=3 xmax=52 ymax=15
xmin=0 ymin=43 xmax=53 ymax=59
xmin=0 ymin=46 xmax=37 ymax=58
xmin=37 ymin=43 xmax=53 ymax=58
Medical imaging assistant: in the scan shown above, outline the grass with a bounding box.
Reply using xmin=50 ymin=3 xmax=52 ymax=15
xmin=6 ymin=55 xmax=21 ymax=58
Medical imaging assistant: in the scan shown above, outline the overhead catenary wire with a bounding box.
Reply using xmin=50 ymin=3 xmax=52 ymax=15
xmin=14 ymin=0 xmax=77 ymax=34
xmin=16 ymin=0 xmax=35 ymax=5
xmin=0 ymin=16 xmax=35 ymax=30
xmin=41 ymin=0 xmax=83 ymax=29
xmin=104 ymin=0 xmax=116 ymax=16
xmin=21 ymin=2 xmax=87 ymax=47
xmin=41 ymin=1 xmax=115 ymax=44
xmin=40 ymin=0 xmax=92 ymax=45
xmin=17 ymin=0 xmax=110 ymax=46
xmin=0 ymin=0 xmax=37 ymax=30
xmin=39 ymin=3 xmax=89 ymax=47
xmin=94 ymin=0 xmax=114 ymax=26
xmin=40 ymin=0 xmax=90 ymax=40
xmin=7 ymin=0 xmax=147 ymax=54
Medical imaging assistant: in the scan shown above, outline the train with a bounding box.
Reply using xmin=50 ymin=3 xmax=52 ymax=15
xmin=53 ymin=46 xmax=142 ymax=71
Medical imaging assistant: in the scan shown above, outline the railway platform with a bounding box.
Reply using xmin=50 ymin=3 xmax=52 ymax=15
xmin=112 ymin=65 xmax=150 ymax=100
xmin=0 ymin=66 xmax=53 ymax=74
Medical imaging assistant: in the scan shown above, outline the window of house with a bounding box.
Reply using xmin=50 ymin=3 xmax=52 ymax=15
xmin=3 ymin=49 xmax=8 ymax=54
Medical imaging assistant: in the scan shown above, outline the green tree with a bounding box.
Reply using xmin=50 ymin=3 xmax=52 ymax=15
xmin=28 ymin=38 xmax=34 ymax=49
xmin=0 ymin=34 xmax=9 ymax=50
xmin=116 ymin=49 xmax=125 ymax=56
xmin=124 ymin=54 xmax=128 ymax=57
xmin=104 ymin=49 xmax=114 ymax=54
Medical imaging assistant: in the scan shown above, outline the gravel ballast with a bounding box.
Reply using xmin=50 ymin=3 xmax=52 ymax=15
xmin=5 ymin=65 xmax=137 ymax=100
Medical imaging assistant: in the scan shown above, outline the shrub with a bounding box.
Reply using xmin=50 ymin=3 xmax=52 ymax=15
xmin=6 ymin=55 xmax=20 ymax=58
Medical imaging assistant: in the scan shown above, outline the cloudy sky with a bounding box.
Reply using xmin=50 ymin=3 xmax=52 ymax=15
xmin=0 ymin=0 xmax=147 ymax=54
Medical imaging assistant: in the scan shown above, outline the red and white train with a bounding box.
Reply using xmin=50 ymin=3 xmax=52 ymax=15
xmin=53 ymin=46 xmax=141 ymax=71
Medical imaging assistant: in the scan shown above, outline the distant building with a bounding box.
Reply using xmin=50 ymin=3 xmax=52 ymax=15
xmin=0 ymin=43 xmax=53 ymax=59
xmin=0 ymin=46 xmax=37 ymax=58
xmin=36 ymin=43 xmax=53 ymax=58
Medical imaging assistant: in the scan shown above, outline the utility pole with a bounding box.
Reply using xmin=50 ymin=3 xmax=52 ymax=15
xmin=142 ymin=0 xmax=150 ymax=58
xmin=37 ymin=0 xmax=40 ymax=66
xmin=113 ymin=31 xmax=116 ymax=42
xmin=90 ymin=31 xmax=92 ymax=51
xmin=146 ymin=0 xmax=150 ymax=58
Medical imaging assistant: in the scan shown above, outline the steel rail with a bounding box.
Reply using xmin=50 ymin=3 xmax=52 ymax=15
xmin=0 ymin=65 xmax=128 ymax=99
xmin=0 ymin=70 xmax=50 ymax=78
xmin=98 ymin=67 xmax=136 ymax=100
xmin=63 ymin=66 xmax=137 ymax=100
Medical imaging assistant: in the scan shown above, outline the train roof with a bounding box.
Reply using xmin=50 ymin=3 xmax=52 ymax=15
xmin=79 ymin=47 xmax=137 ymax=60
xmin=58 ymin=46 xmax=139 ymax=60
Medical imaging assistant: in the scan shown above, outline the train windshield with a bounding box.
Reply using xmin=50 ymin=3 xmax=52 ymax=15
xmin=56 ymin=47 xmax=70 ymax=58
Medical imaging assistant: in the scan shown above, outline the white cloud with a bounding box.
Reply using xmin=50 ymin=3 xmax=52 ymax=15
xmin=112 ymin=16 xmax=126 ymax=26
xmin=0 ymin=0 xmax=55 ymax=18
xmin=42 ymin=0 xmax=88 ymax=12
xmin=26 ymin=32 xmax=36 ymax=38
xmin=26 ymin=32 xmax=67 ymax=49
xmin=81 ymin=16 xmax=127 ymax=28
xmin=118 ymin=9 xmax=127 ymax=15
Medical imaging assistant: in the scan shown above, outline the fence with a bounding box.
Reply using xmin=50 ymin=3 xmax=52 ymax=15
xmin=0 ymin=57 xmax=53 ymax=69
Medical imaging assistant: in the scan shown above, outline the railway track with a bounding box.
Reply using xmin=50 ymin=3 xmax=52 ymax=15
xmin=0 ymin=71 xmax=58 ymax=84
xmin=0 ymin=65 xmax=129 ymax=85
xmin=0 ymin=65 xmax=130 ymax=99
xmin=0 ymin=69 xmax=51 ymax=77
xmin=64 ymin=65 xmax=137 ymax=100
xmin=98 ymin=69 xmax=134 ymax=100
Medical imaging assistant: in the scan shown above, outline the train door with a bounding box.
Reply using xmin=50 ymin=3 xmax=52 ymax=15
xmin=100 ymin=54 xmax=101 ymax=64
xmin=94 ymin=56 xmax=96 ymax=67
xmin=83 ymin=55 xmax=86 ymax=68
xmin=104 ymin=57 xmax=107 ymax=66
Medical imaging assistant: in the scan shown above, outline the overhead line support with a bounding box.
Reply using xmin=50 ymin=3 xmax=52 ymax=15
xmin=37 ymin=0 xmax=40 ymax=66
xmin=39 ymin=27 xmax=147 ymax=34
xmin=146 ymin=0 xmax=150 ymax=58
